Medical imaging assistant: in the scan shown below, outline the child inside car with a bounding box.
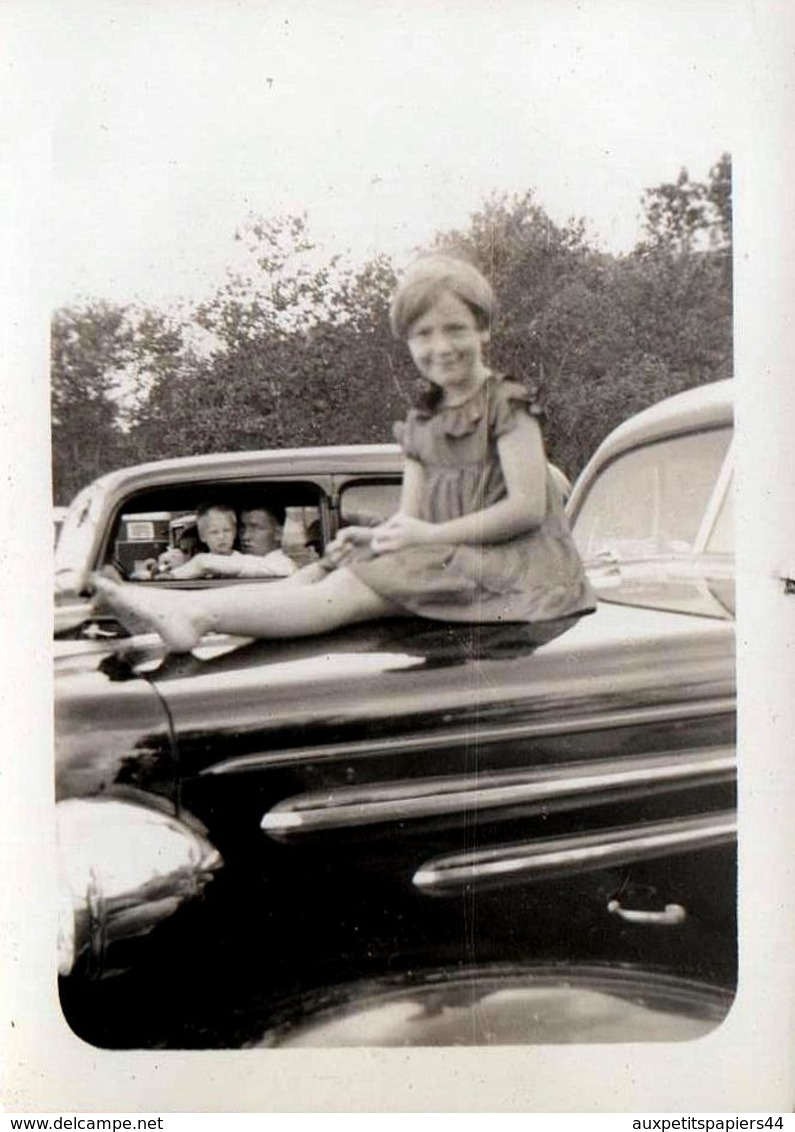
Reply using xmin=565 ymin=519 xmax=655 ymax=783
xmin=148 ymin=503 xmax=237 ymax=577
xmin=161 ymin=502 xmax=298 ymax=580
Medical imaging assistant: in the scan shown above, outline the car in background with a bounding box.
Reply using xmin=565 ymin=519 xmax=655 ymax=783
xmin=54 ymin=381 xmax=735 ymax=1048
xmin=54 ymin=450 xmax=571 ymax=634
xmin=54 ymin=444 xmax=405 ymax=635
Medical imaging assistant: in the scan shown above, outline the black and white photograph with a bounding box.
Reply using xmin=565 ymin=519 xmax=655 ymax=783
xmin=3 ymin=0 xmax=795 ymax=1115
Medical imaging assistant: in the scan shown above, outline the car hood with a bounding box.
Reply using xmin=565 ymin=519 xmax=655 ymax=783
xmin=55 ymin=602 xmax=735 ymax=796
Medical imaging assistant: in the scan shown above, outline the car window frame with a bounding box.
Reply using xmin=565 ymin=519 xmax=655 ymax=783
xmin=96 ymin=475 xmax=337 ymax=586
xmin=335 ymin=475 xmax=404 ymax=529
xmin=692 ymin=438 xmax=734 ymax=558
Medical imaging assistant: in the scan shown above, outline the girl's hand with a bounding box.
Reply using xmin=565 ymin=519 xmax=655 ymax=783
xmin=324 ymin=525 xmax=374 ymax=567
xmin=370 ymin=514 xmax=434 ymax=553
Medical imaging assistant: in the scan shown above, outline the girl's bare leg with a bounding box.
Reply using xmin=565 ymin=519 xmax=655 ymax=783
xmin=91 ymin=568 xmax=402 ymax=652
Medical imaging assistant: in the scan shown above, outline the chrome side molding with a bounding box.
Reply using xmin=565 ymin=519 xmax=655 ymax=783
xmin=206 ymin=697 xmax=736 ymax=777
xmin=261 ymin=746 xmax=735 ymax=839
xmin=412 ymin=811 xmax=737 ymax=895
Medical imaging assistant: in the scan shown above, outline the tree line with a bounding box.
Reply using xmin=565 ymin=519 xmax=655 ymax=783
xmin=51 ymin=154 xmax=732 ymax=504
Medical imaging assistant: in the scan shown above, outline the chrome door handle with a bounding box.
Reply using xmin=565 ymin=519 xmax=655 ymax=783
xmin=607 ymin=899 xmax=686 ymax=925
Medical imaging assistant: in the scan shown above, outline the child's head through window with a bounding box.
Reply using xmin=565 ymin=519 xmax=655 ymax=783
xmin=196 ymin=504 xmax=237 ymax=555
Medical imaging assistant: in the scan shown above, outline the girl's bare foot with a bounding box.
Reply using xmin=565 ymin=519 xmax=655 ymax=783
xmin=90 ymin=574 xmax=204 ymax=653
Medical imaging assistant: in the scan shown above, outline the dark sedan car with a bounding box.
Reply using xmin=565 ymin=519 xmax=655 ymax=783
xmin=54 ymin=380 xmax=736 ymax=1047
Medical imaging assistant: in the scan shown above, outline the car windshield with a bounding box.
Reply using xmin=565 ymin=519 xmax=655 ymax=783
xmin=571 ymin=426 xmax=733 ymax=618
xmin=572 ymin=428 xmax=731 ymax=561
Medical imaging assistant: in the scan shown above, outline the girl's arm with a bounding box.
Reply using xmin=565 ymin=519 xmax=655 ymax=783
xmin=371 ymin=414 xmax=547 ymax=552
xmin=396 ymin=456 xmax=426 ymax=519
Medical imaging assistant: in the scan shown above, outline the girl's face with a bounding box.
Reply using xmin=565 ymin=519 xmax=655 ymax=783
xmin=199 ymin=511 xmax=237 ymax=555
xmin=406 ymin=291 xmax=489 ymax=402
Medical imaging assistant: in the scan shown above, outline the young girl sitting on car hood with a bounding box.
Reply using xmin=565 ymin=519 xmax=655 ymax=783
xmin=93 ymin=254 xmax=595 ymax=652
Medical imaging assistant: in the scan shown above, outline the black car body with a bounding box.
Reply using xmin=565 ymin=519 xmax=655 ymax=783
xmin=54 ymin=380 xmax=736 ymax=1047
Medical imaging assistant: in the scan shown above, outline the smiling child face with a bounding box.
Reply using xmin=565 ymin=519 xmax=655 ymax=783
xmin=406 ymin=291 xmax=490 ymax=403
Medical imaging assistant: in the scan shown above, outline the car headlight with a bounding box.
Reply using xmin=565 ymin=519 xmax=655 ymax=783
xmin=56 ymin=797 xmax=222 ymax=978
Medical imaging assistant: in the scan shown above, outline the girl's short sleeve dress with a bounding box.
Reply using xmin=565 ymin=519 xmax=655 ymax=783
xmin=347 ymin=375 xmax=596 ymax=624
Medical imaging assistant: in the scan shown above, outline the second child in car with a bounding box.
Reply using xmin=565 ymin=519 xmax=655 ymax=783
xmin=165 ymin=504 xmax=298 ymax=580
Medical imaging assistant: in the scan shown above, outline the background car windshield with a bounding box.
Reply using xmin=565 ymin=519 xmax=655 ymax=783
xmin=572 ymin=427 xmax=732 ymax=562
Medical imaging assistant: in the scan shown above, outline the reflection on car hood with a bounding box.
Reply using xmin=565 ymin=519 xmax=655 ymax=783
xmin=55 ymin=602 xmax=735 ymax=775
xmin=55 ymin=601 xmax=730 ymax=679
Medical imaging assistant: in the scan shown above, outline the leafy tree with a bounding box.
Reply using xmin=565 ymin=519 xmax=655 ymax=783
xmin=52 ymin=303 xmax=132 ymax=503
xmin=631 ymin=154 xmax=732 ymax=379
xmin=423 ymin=164 xmax=731 ymax=476
xmin=132 ymin=219 xmax=409 ymax=458
xmin=639 ymin=152 xmax=732 ymax=255
xmin=56 ymin=155 xmax=732 ymax=495
xmin=705 ymin=153 xmax=732 ymax=252
xmin=51 ymin=302 xmax=189 ymax=502
xmin=431 ymin=190 xmax=592 ymax=380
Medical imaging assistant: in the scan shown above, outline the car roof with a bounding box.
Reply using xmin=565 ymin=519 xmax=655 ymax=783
xmin=88 ymin=444 xmax=406 ymax=494
xmin=591 ymin=380 xmax=733 ymax=463
xmin=567 ymin=380 xmax=733 ymax=516
xmin=72 ymin=442 xmax=574 ymax=502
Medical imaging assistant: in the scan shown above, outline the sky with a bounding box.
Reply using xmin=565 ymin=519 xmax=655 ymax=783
xmin=35 ymin=0 xmax=747 ymax=312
